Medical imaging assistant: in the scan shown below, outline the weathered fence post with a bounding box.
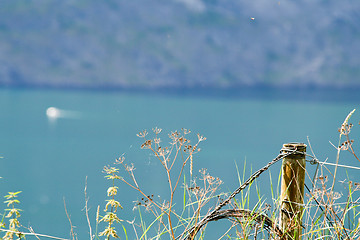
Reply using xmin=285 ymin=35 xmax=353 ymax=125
xmin=279 ymin=143 xmax=306 ymax=240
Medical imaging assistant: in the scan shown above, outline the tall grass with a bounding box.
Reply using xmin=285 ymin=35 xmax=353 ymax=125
xmin=1 ymin=111 xmax=360 ymax=239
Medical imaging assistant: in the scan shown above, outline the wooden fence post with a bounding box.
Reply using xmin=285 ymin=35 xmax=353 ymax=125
xmin=279 ymin=143 xmax=306 ymax=240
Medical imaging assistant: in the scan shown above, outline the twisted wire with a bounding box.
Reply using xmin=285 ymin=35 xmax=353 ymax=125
xmin=178 ymin=149 xmax=300 ymax=240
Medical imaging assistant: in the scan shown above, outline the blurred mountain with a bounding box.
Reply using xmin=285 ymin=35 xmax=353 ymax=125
xmin=0 ymin=0 xmax=359 ymax=91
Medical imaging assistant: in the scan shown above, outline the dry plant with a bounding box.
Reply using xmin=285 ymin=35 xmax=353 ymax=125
xmin=96 ymin=110 xmax=360 ymax=240
xmin=96 ymin=128 xmax=301 ymax=240
xmin=1 ymin=110 xmax=360 ymax=240
xmin=300 ymin=109 xmax=360 ymax=239
xmin=97 ymin=128 xmax=217 ymax=240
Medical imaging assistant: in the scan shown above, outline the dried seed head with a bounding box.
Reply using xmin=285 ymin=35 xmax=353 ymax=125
xmin=197 ymin=133 xmax=206 ymax=142
xmin=340 ymin=109 xmax=356 ymax=135
xmin=182 ymin=128 xmax=191 ymax=135
xmin=137 ymin=130 xmax=148 ymax=138
xmin=116 ymin=156 xmax=125 ymax=164
xmin=141 ymin=139 xmax=152 ymax=149
xmin=125 ymin=163 xmax=135 ymax=172
xmin=152 ymin=127 xmax=162 ymax=134
xmin=154 ymin=138 xmax=161 ymax=145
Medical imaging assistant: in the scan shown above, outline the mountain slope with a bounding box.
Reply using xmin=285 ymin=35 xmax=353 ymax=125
xmin=0 ymin=0 xmax=359 ymax=90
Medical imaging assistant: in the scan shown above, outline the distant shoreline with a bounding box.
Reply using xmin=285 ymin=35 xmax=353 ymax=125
xmin=1 ymin=84 xmax=359 ymax=103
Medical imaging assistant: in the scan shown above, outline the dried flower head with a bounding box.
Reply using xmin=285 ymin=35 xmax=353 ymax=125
xmin=197 ymin=133 xmax=207 ymax=142
xmin=182 ymin=128 xmax=191 ymax=135
xmin=152 ymin=127 xmax=162 ymax=134
xmin=141 ymin=139 xmax=152 ymax=149
xmin=154 ymin=137 xmax=161 ymax=145
xmin=115 ymin=156 xmax=125 ymax=164
xmin=169 ymin=130 xmax=180 ymax=144
xmin=339 ymin=109 xmax=355 ymax=136
xmin=339 ymin=139 xmax=354 ymax=151
xmin=137 ymin=130 xmax=148 ymax=138
xmin=125 ymin=163 xmax=135 ymax=172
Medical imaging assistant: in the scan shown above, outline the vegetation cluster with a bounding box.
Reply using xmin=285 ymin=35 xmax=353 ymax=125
xmin=1 ymin=110 xmax=360 ymax=239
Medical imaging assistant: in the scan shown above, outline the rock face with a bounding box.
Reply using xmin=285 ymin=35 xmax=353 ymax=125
xmin=0 ymin=0 xmax=359 ymax=90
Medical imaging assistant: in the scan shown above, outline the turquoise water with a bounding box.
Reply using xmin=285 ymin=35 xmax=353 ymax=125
xmin=0 ymin=88 xmax=359 ymax=238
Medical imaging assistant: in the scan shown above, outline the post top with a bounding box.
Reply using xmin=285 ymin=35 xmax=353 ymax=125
xmin=283 ymin=142 xmax=307 ymax=149
xmin=281 ymin=142 xmax=307 ymax=154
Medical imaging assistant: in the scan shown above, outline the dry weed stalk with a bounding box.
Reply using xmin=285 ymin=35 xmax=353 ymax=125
xmin=100 ymin=129 xmax=316 ymax=240
xmin=101 ymin=128 xmax=211 ymax=240
xmin=301 ymin=109 xmax=360 ymax=240
xmin=2 ymin=110 xmax=359 ymax=240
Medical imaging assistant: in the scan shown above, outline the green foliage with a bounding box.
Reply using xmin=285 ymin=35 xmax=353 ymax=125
xmin=98 ymin=165 xmax=123 ymax=239
xmin=1 ymin=191 xmax=24 ymax=240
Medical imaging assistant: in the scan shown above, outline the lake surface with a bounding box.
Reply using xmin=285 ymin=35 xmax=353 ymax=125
xmin=0 ymin=88 xmax=359 ymax=239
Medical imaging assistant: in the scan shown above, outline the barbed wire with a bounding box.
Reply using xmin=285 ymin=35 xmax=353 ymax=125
xmin=178 ymin=148 xmax=304 ymax=240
